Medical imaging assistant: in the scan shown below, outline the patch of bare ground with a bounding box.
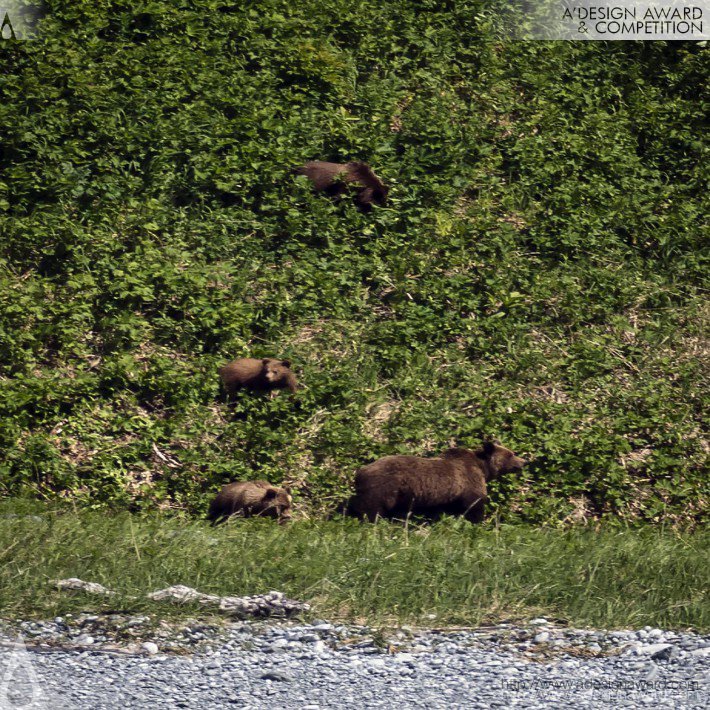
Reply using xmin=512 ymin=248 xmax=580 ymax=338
xmin=362 ymin=400 xmax=400 ymax=443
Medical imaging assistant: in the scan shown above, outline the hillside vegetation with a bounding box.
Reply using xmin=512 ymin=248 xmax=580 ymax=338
xmin=1 ymin=1 xmax=708 ymax=525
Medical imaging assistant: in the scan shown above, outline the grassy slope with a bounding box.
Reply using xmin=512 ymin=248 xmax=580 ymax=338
xmin=0 ymin=1 xmax=708 ymax=525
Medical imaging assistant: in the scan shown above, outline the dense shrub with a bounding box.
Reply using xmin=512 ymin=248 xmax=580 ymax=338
xmin=0 ymin=1 xmax=707 ymax=524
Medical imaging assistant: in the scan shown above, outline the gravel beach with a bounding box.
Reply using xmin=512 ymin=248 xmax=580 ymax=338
xmin=1 ymin=617 xmax=708 ymax=709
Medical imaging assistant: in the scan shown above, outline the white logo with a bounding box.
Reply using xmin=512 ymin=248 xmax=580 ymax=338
xmin=0 ymin=3 xmax=42 ymax=41
xmin=501 ymin=1 xmax=710 ymax=40
xmin=0 ymin=637 xmax=47 ymax=710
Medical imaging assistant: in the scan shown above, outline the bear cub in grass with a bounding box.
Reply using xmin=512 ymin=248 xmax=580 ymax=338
xmin=208 ymin=481 xmax=293 ymax=525
xmin=294 ymin=161 xmax=388 ymax=212
xmin=218 ymin=357 xmax=297 ymax=397
xmin=347 ymin=441 xmax=526 ymax=524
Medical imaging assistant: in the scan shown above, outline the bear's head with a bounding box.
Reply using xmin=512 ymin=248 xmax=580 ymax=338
xmin=356 ymin=186 xmax=388 ymax=211
xmin=259 ymin=486 xmax=293 ymax=523
xmin=261 ymin=358 xmax=297 ymax=391
xmin=345 ymin=162 xmax=388 ymax=210
xmin=476 ymin=441 xmax=526 ymax=481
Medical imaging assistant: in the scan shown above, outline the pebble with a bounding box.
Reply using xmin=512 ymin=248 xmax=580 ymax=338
xmin=634 ymin=643 xmax=675 ymax=659
xmin=645 ymin=665 xmax=659 ymax=680
xmin=266 ymin=639 xmax=291 ymax=653
xmin=261 ymin=671 xmax=294 ymax=682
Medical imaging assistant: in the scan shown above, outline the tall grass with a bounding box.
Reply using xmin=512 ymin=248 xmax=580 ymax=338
xmin=0 ymin=502 xmax=706 ymax=631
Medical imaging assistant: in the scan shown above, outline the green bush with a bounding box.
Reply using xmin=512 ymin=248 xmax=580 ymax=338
xmin=0 ymin=1 xmax=707 ymax=525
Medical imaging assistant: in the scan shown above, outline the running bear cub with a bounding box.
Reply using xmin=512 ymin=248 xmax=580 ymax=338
xmin=208 ymin=481 xmax=293 ymax=524
xmin=347 ymin=442 xmax=526 ymax=523
xmin=218 ymin=357 xmax=297 ymax=397
xmin=294 ymin=160 xmax=388 ymax=212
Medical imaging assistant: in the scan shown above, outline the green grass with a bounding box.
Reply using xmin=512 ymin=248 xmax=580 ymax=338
xmin=1 ymin=501 xmax=707 ymax=631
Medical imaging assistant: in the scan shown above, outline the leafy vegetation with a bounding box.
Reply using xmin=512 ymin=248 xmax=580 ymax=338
xmin=0 ymin=1 xmax=707 ymax=526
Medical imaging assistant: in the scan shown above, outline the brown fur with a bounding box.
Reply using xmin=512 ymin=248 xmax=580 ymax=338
xmin=347 ymin=442 xmax=526 ymax=524
xmin=218 ymin=357 xmax=297 ymax=397
xmin=294 ymin=160 xmax=389 ymax=212
xmin=208 ymin=480 xmax=293 ymax=524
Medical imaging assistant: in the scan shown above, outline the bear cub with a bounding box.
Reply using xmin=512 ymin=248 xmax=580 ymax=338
xmin=347 ymin=441 xmax=526 ymax=524
xmin=219 ymin=357 xmax=297 ymax=397
xmin=208 ymin=480 xmax=293 ymax=525
xmin=294 ymin=160 xmax=388 ymax=212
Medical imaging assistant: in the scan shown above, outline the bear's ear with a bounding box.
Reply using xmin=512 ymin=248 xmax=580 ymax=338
xmin=261 ymin=358 xmax=270 ymax=366
xmin=263 ymin=488 xmax=278 ymax=500
xmin=283 ymin=486 xmax=292 ymax=496
xmin=480 ymin=440 xmax=496 ymax=458
xmin=281 ymin=360 xmax=291 ymax=368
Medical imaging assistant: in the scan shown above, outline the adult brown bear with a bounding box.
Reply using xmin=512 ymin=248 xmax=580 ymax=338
xmin=208 ymin=481 xmax=293 ymax=525
xmin=218 ymin=358 xmax=297 ymax=397
xmin=346 ymin=442 xmax=526 ymax=524
xmin=294 ymin=161 xmax=388 ymax=212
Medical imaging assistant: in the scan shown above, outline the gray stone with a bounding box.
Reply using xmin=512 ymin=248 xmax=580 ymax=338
xmin=261 ymin=671 xmax=294 ymax=682
xmin=645 ymin=665 xmax=659 ymax=680
xmin=634 ymin=642 xmax=673 ymax=656
xmin=55 ymin=579 xmax=117 ymax=596
xmin=265 ymin=638 xmax=290 ymax=653
xmin=652 ymin=645 xmax=678 ymax=661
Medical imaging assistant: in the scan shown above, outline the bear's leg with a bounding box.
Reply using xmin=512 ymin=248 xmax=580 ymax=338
xmin=463 ymin=499 xmax=486 ymax=524
xmin=345 ymin=496 xmax=377 ymax=522
xmin=364 ymin=503 xmax=390 ymax=523
xmin=362 ymin=501 xmax=387 ymax=522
